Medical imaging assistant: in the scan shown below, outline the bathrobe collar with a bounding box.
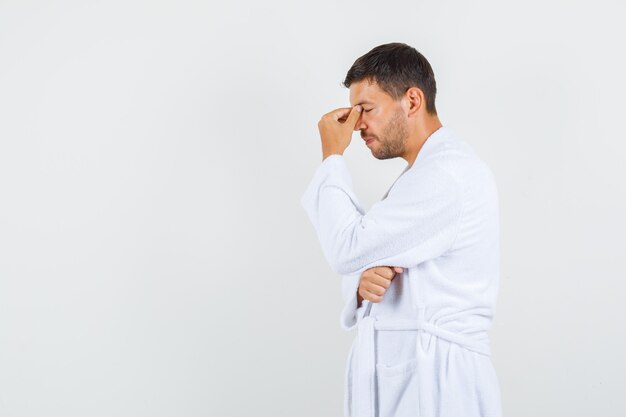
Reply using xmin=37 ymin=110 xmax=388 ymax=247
xmin=410 ymin=125 xmax=456 ymax=169
xmin=381 ymin=125 xmax=457 ymax=200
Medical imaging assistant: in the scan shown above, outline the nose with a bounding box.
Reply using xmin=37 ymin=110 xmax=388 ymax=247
xmin=353 ymin=114 xmax=366 ymax=131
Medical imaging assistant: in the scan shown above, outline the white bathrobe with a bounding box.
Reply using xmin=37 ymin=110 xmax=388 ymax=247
xmin=300 ymin=126 xmax=502 ymax=417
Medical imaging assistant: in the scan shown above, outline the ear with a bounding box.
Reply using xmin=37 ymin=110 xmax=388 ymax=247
xmin=405 ymin=87 xmax=423 ymax=117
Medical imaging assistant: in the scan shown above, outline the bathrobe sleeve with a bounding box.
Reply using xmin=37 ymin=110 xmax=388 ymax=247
xmin=300 ymin=154 xmax=464 ymax=330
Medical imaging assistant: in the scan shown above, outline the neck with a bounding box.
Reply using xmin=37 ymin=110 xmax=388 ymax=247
xmin=404 ymin=115 xmax=443 ymax=168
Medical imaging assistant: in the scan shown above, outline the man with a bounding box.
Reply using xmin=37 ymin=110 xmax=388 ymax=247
xmin=300 ymin=42 xmax=502 ymax=417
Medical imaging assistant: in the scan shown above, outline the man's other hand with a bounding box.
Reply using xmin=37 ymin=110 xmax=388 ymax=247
xmin=357 ymin=266 xmax=404 ymax=307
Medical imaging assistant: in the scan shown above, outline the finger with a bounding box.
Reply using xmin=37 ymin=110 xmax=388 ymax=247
xmin=330 ymin=107 xmax=352 ymax=122
xmin=364 ymin=269 xmax=392 ymax=286
xmin=368 ymin=294 xmax=383 ymax=303
xmin=334 ymin=105 xmax=362 ymax=124
xmin=393 ymin=267 xmax=404 ymax=273
xmin=344 ymin=105 xmax=362 ymax=127
xmin=363 ymin=289 xmax=384 ymax=303
xmin=363 ymin=267 xmax=388 ymax=282
xmin=368 ymin=275 xmax=392 ymax=289
xmin=374 ymin=267 xmax=395 ymax=280
xmin=364 ymin=281 xmax=387 ymax=296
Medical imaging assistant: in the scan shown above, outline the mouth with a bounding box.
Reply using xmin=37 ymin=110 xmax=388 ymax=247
xmin=363 ymin=136 xmax=376 ymax=145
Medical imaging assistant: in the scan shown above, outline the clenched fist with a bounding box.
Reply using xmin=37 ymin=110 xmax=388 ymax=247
xmin=357 ymin=266 xmax=404 ymax=307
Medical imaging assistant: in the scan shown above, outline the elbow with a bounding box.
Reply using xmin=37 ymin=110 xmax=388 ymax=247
xmin=326 ymin=248 xmax=360 ymax=276
xmin=324 ymin=223 xmax=366 ymax=275
xmin=329 ymin=258 xmax=351 ymax=275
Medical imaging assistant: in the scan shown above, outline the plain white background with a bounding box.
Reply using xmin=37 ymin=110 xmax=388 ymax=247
xmin=1 ymin=1 xmax=625 ymax=416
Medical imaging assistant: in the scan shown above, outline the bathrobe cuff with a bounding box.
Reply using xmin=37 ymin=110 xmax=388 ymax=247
xmin=339 ymin=273 xmax=365 ymax=331
xmin=301 ymin=154 xmax=365 ymax=331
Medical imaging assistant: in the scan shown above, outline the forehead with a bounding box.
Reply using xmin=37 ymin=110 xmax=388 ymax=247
xmin=349 ymin=79 xmax=391 ymax=106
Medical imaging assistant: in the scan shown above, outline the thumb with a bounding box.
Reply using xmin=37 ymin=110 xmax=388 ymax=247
xmin=345 ymin=104 xmax=362 ymax=127
xmin=393 ymin=267 xmax=404 ymax=273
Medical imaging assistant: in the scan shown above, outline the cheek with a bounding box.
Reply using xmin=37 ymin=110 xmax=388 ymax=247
xmin=364 ymin=115 xmax=380 ymax=130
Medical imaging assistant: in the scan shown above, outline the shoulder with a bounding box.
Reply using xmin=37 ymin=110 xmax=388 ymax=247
xmin=425 ymin=131 xmax=496 ymax=186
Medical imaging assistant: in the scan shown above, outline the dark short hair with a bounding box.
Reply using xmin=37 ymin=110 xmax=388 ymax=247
xmin=342 ymin=42 xmax=438 ymax=115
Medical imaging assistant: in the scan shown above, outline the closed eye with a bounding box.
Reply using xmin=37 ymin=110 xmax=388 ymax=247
xmin=364 ymin=109 xmax=373 ymax=112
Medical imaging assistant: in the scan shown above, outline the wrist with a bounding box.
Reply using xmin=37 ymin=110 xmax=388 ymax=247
xmin=322 ymin=149 xmax=343 ymax=161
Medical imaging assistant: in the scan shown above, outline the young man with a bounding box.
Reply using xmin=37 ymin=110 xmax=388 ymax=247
xmin=300 ymin=42 xmax=502 ymax=417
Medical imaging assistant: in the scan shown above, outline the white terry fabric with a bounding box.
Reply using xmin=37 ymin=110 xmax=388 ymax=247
xmin=300 ymin=126 xmax=502 ymax=417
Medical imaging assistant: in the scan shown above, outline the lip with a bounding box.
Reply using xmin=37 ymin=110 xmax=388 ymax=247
xmin=365 ymin=138 xmax=375 ymax=145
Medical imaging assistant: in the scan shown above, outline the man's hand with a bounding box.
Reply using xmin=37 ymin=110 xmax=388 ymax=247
xmin=318 ymin=105 xmax=362 ymax=160
xmin=357 ymin=266 xmax=404 ymax=307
